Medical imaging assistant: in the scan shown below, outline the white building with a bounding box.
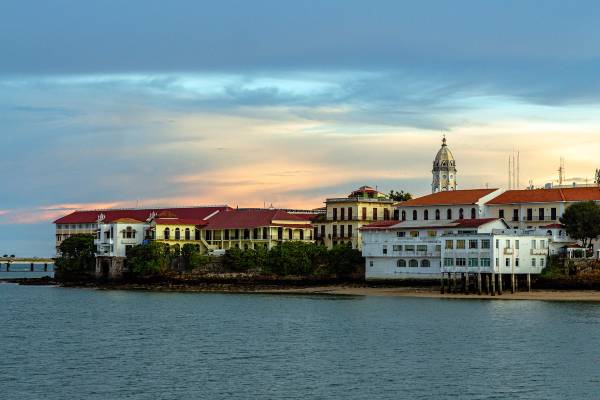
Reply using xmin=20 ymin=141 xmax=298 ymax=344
xmin=95 ymin=216 xmax=149 ymax=279
xmin=362 ymin=218 xmax=509 ymax=280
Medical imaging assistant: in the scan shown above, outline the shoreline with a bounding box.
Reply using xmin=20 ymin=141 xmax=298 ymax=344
xmin=4 ymin=277 xmax=600 ymax=301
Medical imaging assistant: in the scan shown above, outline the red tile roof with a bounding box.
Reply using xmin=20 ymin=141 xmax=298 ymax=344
xmin=486 ymin=187 xmax=600 ymax=205
xmin=204 ymin=209 xmax=310 ymax=229
xmin=401 ymin=189 xmax=498 ymax=206
xmin=153 ymin=218 xmax=209 ymax=226
xmin=361 ymin=218 xmax=506 ymax=231
xmin=54 ymin=206 xmax=231 ymax=224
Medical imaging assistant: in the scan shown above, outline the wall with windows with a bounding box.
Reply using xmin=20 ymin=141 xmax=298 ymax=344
xmin=96 ymin=222 xmax=147 ymax=257
xmin=395 ymin=205 xmax=482 ymax=223
xmin=485 ymin=203 xmax=565 ymax=229
xmin=203 ymin=226 xmax=314 ymax=251
xmin=153 ymin=222 xmax=206 ymax=253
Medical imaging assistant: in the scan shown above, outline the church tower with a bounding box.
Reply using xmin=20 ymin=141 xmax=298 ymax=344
xmin=431 ymin=136 xmax=457 ymax=193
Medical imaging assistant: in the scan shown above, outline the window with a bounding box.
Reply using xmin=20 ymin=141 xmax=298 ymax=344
xmin=348 ymin=225 xmax=353 ymax=238
xmin=340 ymin=207 xmax=345 ymax=220
xmin=300 ymin=230 xmax=304 ymax=240
xmin=421 ymin=259 xmax=431 ymax=268
xmin=288 ymin=229 xmax=292 ymax=240
xmin=551 ymin=208 xmax=557 ymax=220
xmin=412 ymin=210 xmax=417 ymax=220
xmin=480 ymin=258 xmax=491 ymax=267
xmin=373 ymin=208 xmax=378 ymax=220
xmin=225 ymin=230 xmax=230 ymax=240
xmin=320 ymin=225 xmax=325 ymax=238
xmin=340 ymin=225 xmax=345 ymax=238
xmin=515 ymin=258 xmax=519 ymax=267
xmin=513 ymin=209 xmax=519 ymax=222
xmin=427 ymin=230 xmax=437 ymax=237
xmin=495 ymin=239 xmax=500 ymax=249
xmin=164 ymin=227 xmax=170 ymax=240
xmin=456 ymin=240 xmax=465 ymax=249
xmin=541 ymin=240 xmax=547 ymax=249
xmin=471 ymin=207 xmax=476 ymax=219
xmin=435 ymin=209 xmax=440 ymax=220
xmin=409 ymin=259 xmax=418 ymax=268
xmin=410 ymin=231 xmax=419 ymax=237
xmin=253 ymin=228 xmax=259 ymax=239
xmin=393 ymin=210 xmax=400 ymax=220
xmin=505 ymin=240 xmax=511 ymax=248
xmin=235 ymin=229 xmax=240 ymax=239
xmin=277 ymin=227 xmax=283 ymax=240
xmin=397 ymin=259 xmax=406 ymax=268
xmin=481 ymin=239 xmax=490 ymax=249
xmin=540 ymin=258 xmax=545 ymax=267
xmin=332 ymin=208 xmax=337 ymax=221
xmin=532 ymin=258 xmax=536 ymax=267
xmin=417 ymin=245 xmax=427 ymax=252
xmin=405 ymin=245 xmax=415 ymax=252
xmin=175 ymin=228 xmax=181 ymax=240
xmin=244 ymin=229 xmax=250 ymax=239
xmin=396 ymin=231 xmax=406 ymax=237
xmin=505 ymin=258 xmax=510 ymax=267
xmin=392 ymin=245 xmax=402 ymax=251
xmin=424 ymin=210 xmax=429 ymax=220
xmin=495 ymin=258 xmax=499 ymax=267
xmin=369 ymin=260 xmax=374 ymax=267
xmin=195 ymin=229 xmax=201 ymax=240
xmin=527 ymin=208 xmax=533 ymax=221
xmin=382 ymin=245 xmax=388 ymax=255
xmin=499 ymin=209 xmax=505 ymax=219
xmin=456 ymin=258 xmax=466 ymax=266
xmin=515 ymin=240 xmax=519 ymax=250
xmin=468 ymin=240 xmax=478 ymax=249
xmin=459 ymin=208 xmax=464 ymax=219
xmin=445 ymin=240 xmax=454 ymax=249
xmin=444 ymin=258 xmax=453 ymax=267
xmin=468 ymin=258 xmax=478 ymax=267
xmin=348 ymin=207 xmax=353 ymax=220
xmin=332 ymin=225 xmax=337 ymax=238
xmin=447 ymin=209 xmax=452 ymax=220
xmin=185 ymin=228 xmax=190 ymax=240
xmin=401 ymin=210 xmax=406 ymax=221
xmin=531 ymin=239 xmax=537 ymax=249
xmin=362 ymin=207 xmax=367 ymax=220
xmin=384 ymin=209 xmax=390 ymax=221
xmin=539 ymin=208 xmax=545 ymax=221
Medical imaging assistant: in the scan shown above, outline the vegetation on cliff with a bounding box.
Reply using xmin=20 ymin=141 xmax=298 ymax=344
xmin=54 ymin=234 xmax=95 ymax=277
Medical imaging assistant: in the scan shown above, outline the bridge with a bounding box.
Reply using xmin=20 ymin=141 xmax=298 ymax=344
xmin=0 ymin=258 xmax=54 ymax=272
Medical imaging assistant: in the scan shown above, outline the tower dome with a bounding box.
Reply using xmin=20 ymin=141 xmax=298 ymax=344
xmin=432 ymin=136 xmax=457 ymax=193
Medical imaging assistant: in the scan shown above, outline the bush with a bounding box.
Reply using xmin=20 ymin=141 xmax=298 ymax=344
xmin=54 ymin=234 xmax=96 ymax=276
xmin=127 ymin=242 xmax=172 ymax=276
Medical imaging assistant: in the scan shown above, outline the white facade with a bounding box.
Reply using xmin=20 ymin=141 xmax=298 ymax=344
xmin=362 ymin=219 xmax=509 ymax=280
xmin=441 ymin=231 xmax=549 ymax=276
xmin=95 ymin=220 xmax=148 ymax=257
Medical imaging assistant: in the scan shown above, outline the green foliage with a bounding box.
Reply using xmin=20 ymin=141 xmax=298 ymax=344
xmin=54 ymin=234 xmax=95 ymax=273
xmin=127 ymin=242 xmax=172 ymax=276
xmin=327 ymin=245 xmax=365 ymax=275
xmin=181 ymin=244 xmax=212 ymax=271
xmin=388 ymin=190 xmax=413 ymax=202
xmin=560 ymin=201 xmax=600 ymax=248
xmin=223 ymin=246 xmax=269 ymax=272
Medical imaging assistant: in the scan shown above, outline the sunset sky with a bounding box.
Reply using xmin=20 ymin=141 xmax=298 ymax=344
xmin=2 ymin=0 xmax=600 ymax=256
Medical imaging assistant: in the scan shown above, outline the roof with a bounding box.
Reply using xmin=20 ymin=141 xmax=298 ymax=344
xmin=486 ymin=187 xmax=600 ymax=205
xmin=54 ymin=206 xmax=231 ymax=224
xmin=540 ymin=223 xmax=564 ymax=229
xmin=153 ymin=218 xmax=209 ymax=226
xmin=204 ymin=209 xmax=310 ymax=229
xmin=361 ymin=218 xmax=505 ymax=231
xmin=111 ymin=218 xmax=144 ymax=224
xmin=433 ymin=137 xmax=455 ymax=163
xmin=400 ymin=189 xmax=498 ymax=207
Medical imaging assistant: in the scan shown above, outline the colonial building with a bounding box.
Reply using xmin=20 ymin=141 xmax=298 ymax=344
xmin=432 ymin=136 xmax=457 ymax=193
xmin=95 ymin=217 xmax=148 ymax=279
xmin=395 ymin=188 xmax=502 ymax=223
xmin=201 ymin=209 xmax=315 ymax=251
xmin=315 ymin=186 xmax=396 ymax=250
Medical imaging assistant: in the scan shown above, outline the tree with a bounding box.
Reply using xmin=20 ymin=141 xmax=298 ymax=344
xmin=127 ymin=242 xmax=172 ymax=276
xmin=388 ymin=190 xmax=412 ymax=202
xmin=560 ymin=201 xmax=600 ymax=249
xmin=54 ymin=234 xmax=95 ymax=274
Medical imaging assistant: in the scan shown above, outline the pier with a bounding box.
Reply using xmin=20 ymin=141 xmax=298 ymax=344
xmin=1 ymin=259 xmax=54 ymax=273
xmin=441 ymin=272 xmax=531 ymax=296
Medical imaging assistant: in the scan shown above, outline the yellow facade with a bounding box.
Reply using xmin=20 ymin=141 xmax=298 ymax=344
xmin=152 ymin=220 xmax=207 ymax=252
xmin=204 ymin=224 xmax=314 ymax=251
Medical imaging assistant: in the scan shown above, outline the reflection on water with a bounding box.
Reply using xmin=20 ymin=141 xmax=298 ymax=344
xmin=1 ymin=284 xmax=599 ymax=400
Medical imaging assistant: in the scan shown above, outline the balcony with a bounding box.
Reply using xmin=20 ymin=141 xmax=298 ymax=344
xmin=504 ymin=248 xmax=514 ymax=255
xmin=94 ymin=238 xmax=113 ymax=245
xmin=531 ymin=248 xmax=548 ymax=255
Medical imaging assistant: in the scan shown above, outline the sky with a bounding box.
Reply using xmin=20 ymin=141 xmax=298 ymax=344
xmin=2 ymin=0 xmax=600 ymax=256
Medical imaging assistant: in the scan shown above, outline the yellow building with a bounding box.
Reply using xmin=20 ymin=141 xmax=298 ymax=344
xmin=315 ymin=186 xmax=396 ymax=250
xmin=151 ymin=216 xmax=208 ymax=252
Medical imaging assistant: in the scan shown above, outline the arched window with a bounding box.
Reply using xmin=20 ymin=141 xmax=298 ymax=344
xmin=546 ymin=230 xmax=553 ymax=236
xmin=288 ymin=229 xmax=293 ymax=240
xmin=412 ymin=210 xmax=417 ymax=220
xmin=244 ymin=229 xmax=250 ymax=239
xmin=401 ymin=210 xmax=406 ymax=221
xmin=459 ymin=208 xmax=464 ymax=219
xmin=435 ymin=209 xmax=440 ymax=220
xmin=175 ymin=228 xmax=180 ymax=240
xmin=164 ymin=227 xmax=170 ymax=240
xmin=397 ymin=259 xmax=406 ymax=268
xmin=184 ymin=228 xmax=190 ymax=240
xmin=195 ymin=229 xmax=200 ymax=240
xmin=409 ymin=259 xmax=419 ymax=268
xmin=471 ymin=208 xmax=476 ymax=219
xmin=421 ymin=259 xmax=431 ymax=268
xmin=424 ymin=210 xmax=429 ymax=220
xmin=447 ymin=209 xmax=452 ymax=220
xmin=123 ymin=226 xmax=135 ymax=239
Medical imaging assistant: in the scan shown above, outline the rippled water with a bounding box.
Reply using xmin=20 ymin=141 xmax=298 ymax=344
xmin=1 ymin=284 xmax=599 ymax=399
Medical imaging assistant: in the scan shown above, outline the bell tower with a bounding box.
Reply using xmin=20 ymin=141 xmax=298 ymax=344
xmin=432 ymin=136 xmax=457 ymax=193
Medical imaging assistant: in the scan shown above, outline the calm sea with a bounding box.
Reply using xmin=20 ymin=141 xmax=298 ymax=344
xmin=1 ymin=284 xmax=599 ymax=399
